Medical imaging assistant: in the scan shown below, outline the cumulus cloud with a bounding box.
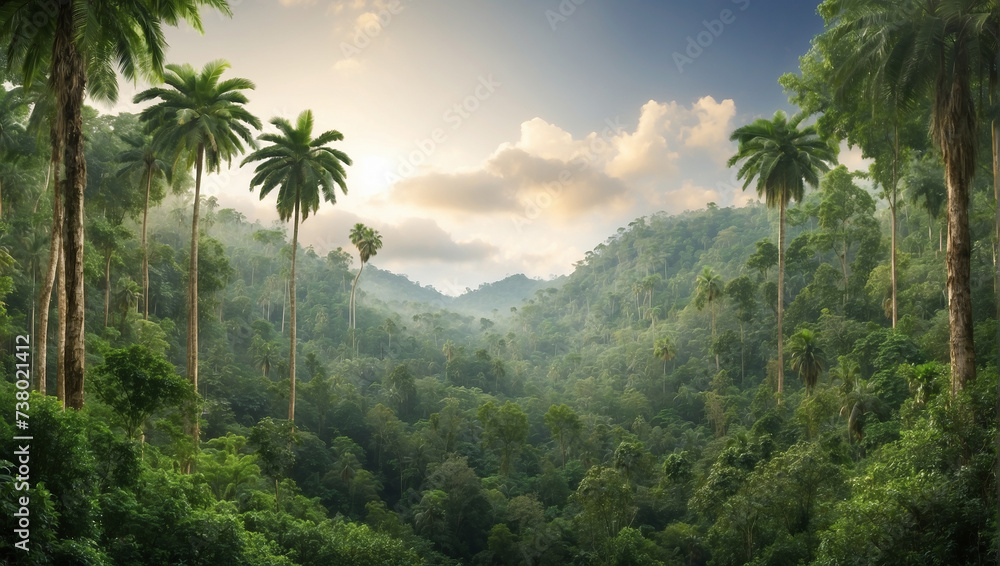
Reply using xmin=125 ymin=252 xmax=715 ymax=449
xmin=386 ymin=95 xmax=739 ymax=221
xmin=391 ymin=147 xmax=632 ymax=221
xmin=682 ymin=96 xmax=737 ymax=160
xmin=605 ymin=100 xmax=682 ymax=180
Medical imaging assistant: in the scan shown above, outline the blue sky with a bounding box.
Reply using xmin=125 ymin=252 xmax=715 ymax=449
xmin=113 ymin=0 xmax=846 ymax=294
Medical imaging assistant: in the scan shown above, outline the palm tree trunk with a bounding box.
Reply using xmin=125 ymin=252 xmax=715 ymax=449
xmin=54 ymin=3 xmax=88 ymax=411
xmin=936 ymin=54 xmax=977 ymax=394
xmin=739 ymin=321 xmax=745 ymax=384
xmin=103 ymin=252 xmax=112 ymax=327
xmin=890 ymin=124 xmax=899 ymax=329
xmin=991 ymin=44 xmax=1000 ymax=565
xmin=712 ymin=303 xmax=719 ymax=372
xmin=187 ymin=143 xmax=205 ymax=446
xmin=289 ymin=195 xmax=299 ymax=422
xmin=777 ymin=202 xmax=785 ymax=397
xmin=37 ymin=152 xmax=62 ymax=396
xmin=57 ymin=244 xmax=66 ymax=405
xmin=142 ymin=165 xmax=152 ymax=320
xmin=350 ymin=263 xmax=364 ymax=330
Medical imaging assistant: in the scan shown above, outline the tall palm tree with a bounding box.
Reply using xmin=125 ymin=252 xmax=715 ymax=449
xmin=241 ymin=109 xmax=351 ymax=422
xmin=694 ymin=266 xmax=724 ymax=371
xmin=348 ymin=223 xmax=383 ymax=330
xmin=116 ymin=133 xmax=171 ymax=320
xmin=1 ymin=0 xmax=233 ymax=411
xmin=787 ymin=329 xmax=826 ymax=396
xmin=653 ymin=336 xmax=675 ymax=396
xmin=728 ymin=111 xmax=836 ymax=397
xmin=135 ymin=60 xmax=260 ymax=440
xmin=820 ymin=0 xmax=990 ymax=392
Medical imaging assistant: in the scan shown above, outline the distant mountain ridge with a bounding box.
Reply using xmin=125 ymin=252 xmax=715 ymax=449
xmin=358 ymin=266 xmax=565 ymax=316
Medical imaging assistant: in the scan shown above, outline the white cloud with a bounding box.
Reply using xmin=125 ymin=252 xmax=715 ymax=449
xmin=386 ymin=96 xmax=740 ymax=223
xmin=682 ymin=96 xmax=737 ymax=161
xmin=605 ymin=100 xmax=682 ymax=180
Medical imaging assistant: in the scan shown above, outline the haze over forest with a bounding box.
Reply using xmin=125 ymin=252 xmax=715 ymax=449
xmin=2 ymin=1 xmax=1000 ymax=565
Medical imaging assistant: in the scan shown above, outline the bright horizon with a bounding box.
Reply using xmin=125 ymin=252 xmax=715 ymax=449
xmin=100 ymin=0 xmax=860 ymax=294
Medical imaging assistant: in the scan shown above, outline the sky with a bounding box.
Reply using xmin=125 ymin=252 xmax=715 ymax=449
xmin=109 ymin=0 xmax=851 ymax=295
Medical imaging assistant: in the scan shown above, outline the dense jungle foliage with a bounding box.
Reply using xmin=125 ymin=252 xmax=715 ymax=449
xmin=3 ymin=0 xmax=1000 ymax=564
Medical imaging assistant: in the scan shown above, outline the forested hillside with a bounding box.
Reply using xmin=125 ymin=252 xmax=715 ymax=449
xmin=357 ymin=267 xmax=563 ymax=318
xmin=2 ymin=1 xmax=1000 ymax=565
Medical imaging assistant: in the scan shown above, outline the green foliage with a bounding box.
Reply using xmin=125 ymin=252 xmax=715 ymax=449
xmin=816 ymin=372 xmax=997 ymax=565
xmin=478 ymin=400 xmax=529 ymax=476
xmin=4 ymin=4 xmax=1000 ymax=560
xmin=92 ymin=344 xmax=193 ymax=439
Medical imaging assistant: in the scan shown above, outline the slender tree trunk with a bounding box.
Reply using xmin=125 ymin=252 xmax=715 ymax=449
xmin=712 ymin=303 xmax=719 ymax=372
xmin=142 ymin=165 xmax=152 ymax=320
xmin=103 ymin=252 xmax=112 ymax=327
xmin=37 ymin=155 xmax=61 ymax=395
xmin=281 ymin=280 xmax=286 ymax=334
xmin=187 ymin=144 xmax=205 ymax=447
xmin=991 ymin=46 xmax=1000 ymax=566
xmin=289 ymin=195 xmax=299 ymax=422
xmin=54 ymin=5 xmax=87 ymax=411
xmin=840 ymin=237 xmax=849 ymax=306
xmin=739 ymin=322 xmax=745 ymax=384
xmin=890 ymin=125 xmax=899 ymax=329
xmin=350 ymin=263 xmax=364 ymax=329
xmin=57 ymin=243 xmax=66 ymax=405
xmin=777 ymin=202 xmax=785 ymax=397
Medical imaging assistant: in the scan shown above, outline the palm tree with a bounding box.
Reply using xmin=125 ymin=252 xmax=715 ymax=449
xmin=0 ymin=85 xmax=27 ymax=218
xmin=250 ymin=335 xmax=280 ymax=378
xmin=241 ymin=109 xmax=351 ymax=422
xmin=694 ymin=266 xmax=724 ymax=371
xmin=382 ymin=317 xmax=398 ymax=352
xmin=840 ymin=376 xmax=883 ymax=456
xmin=1 ymin=0 xmax=232 ymax=411
xmin=348 ymin=223 xmax=383 ymax=330
xmin=820 ymin=0 xmax=989 ymax=392
xmin=653 ymin=336 xmax=675 ymax=396
xmin=903 ymin=153 xmax=947 ymax=252
xmin=135 ymin=60 xmax=260 ymax=439
xmin=787 ymin=329 xmax=826 ymax=396
xmin=116 ymin=133 xmax=172 ymax=320
xmin=728 ymin=111 xmax=836 ymax=397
